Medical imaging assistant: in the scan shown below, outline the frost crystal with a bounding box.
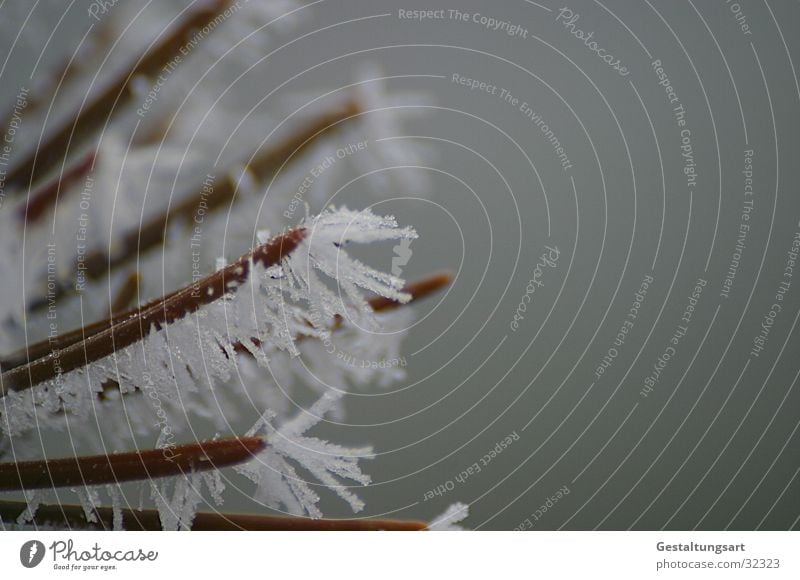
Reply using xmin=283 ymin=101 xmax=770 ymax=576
xmin=0 ymin=1 xmax=459 ymax=531
xmin=428 ymin=502 xmax=470 ymax=531
xmin=1 ymin=207 xmax=415 ymax=442
xmin=107 ymin=484 xmax=124 ymax=531
xmin=1 ymin=207 xmax=423 ymax=527
xmin=151 ymin=473 xmax=205 ymax=531
xmin=237 ymin=390 xmax=373 ymax=518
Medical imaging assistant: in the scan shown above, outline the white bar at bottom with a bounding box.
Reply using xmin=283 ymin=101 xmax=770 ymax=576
xmin=1 ymin=531 xmax=797 ymax=578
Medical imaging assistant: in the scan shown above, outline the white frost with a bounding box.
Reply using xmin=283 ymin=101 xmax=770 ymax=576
xmin=428 ymin=502 xmax=470 ymax=531
xmin=236 ymin=390 xmax=374 ymax=518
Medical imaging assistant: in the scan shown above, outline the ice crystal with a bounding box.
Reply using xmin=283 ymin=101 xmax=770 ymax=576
xmin=1 ymin=207 xmax=416 ymax=441
xmin=1 ymin=69 xmax=430 ymax=341
xmin=1 ymin=207 xmax=420 ymax=526
xmin=0 ymin=1 xmax=467 ymax=531
xmin=237 ymin=390 xmax=373 ymax=517
xmin=151 ymin=473 xmax=206 ymax=531
xmin=429 ymin=503 xmax=470 ymax=531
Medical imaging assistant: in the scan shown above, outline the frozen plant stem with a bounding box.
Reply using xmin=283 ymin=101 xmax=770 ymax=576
xmin=0 ymin=436 xmax=265 ymax=491
xmin=110 ymin=272 xmax=142 ymax=314
xmin=25 ymin=96 xmax=363 ymax=307
xmin=18 ymin=151 xmax=96 ymax=223
xmin=3 ymin=0 xmax=236 ymax=193
xmin=274 ymin=271 xmax=453 ymax=347
xmin=1 ymin=270 xmax=452 ymax=394
xmin=0 ymin=0 xmax=463 ymax=528
xmin=0 ymin=501 xmax=428 ymax=531
xmin=0 ymin=227 xmax=306 ymax=395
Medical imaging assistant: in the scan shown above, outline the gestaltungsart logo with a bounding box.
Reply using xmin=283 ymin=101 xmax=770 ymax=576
xmin=20 ymin=540 xmax=46 ymax=568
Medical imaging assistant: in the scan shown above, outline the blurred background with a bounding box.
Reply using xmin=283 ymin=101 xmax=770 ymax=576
xmin=1 ymin=0 xmax=799 ymax=530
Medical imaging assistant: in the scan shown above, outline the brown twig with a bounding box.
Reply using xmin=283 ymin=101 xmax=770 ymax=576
xmin=17 ymin=151 xmax=96 ymax=223
xmin=0 ymin=228 xmax=306 ymax=396
xmin=85 ymin=97 xmax=361 ymax=280
xmin=371 ymin=272 xmax=453 ymax=314
xmin=4 ymin=0 xmax=236 ymax=193
xmin=2 ymin=285 xmax=185 ymax=373
xmin=321 ymin=272 xmax=454 ymax=336
xmin=110 ymin=271 xmax=141 ymax=314
xmin=0 ymin=500 xmax=428 ymax=530
xmin=0 ymin=436 xmax=264 ymax=491
xmin=0 ymin=270 xmax=451 ymax=391
xmin=27 ymin=97 xmax=362 ymax=309
xmin=2 ymin=270 xmax=451 ymax=387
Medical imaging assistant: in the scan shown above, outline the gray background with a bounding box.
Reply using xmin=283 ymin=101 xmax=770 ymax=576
xmin=1 ymin=0 xmax=799 ymax=530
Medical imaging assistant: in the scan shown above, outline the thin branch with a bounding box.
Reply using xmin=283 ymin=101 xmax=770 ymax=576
xmin=0 ymin=436 xmax=264 ymax=491
xmin=369 ymin=272 xmax=453 ymax=314
xmin=0 ymin=500 xmax=428 ymax=530
xmin=82 ymin=97 xmax=360 ymax=281
xmin=315 ymin=272 xmax=454 ymax=337
xmin=2 ymin=271 xmax=451 ymax=388
xmin=0 ymin=228 xmax=306 ymax=395
xmin=110 ymin=271 xmax=141 ymax=314
xmin=228 ymin=272 xmax=453 ymax=357
xmin=27 ymin=97 xmax=361 ymax=308
xmin=4 ymin=0 xmax=236 ymax=193
xmin=17 ymin=151 xmax=96 ymax=223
